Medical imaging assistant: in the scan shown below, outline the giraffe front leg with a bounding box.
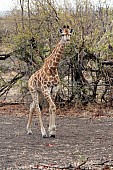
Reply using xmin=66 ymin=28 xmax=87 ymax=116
xmin=43 ymin=89 xmax=57 ymax=138
xmin=48 ymin=102 xmax=57 ymax=138
xmin=35 ymin=99 xmax=47 ymax=138
xmin=37 ymin=109 xmax=47 ymax=138
xmin=48 ymin=85 xmax=58 ymax=137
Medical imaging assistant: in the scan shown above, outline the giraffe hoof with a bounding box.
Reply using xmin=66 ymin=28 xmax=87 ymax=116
xmin=27 ymin=130 xmax=33 ymax=135
xmin=49 ymin=134 xmax=55 ymax=138
xmin=42 ymin=134 xmax=48 ymax=138
xmin=27 ymin=131 xmax=33 ymax=135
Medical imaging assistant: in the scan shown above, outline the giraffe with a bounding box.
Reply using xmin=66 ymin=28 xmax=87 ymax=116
xmin=27 ymin=25 xmax=73 ymax=138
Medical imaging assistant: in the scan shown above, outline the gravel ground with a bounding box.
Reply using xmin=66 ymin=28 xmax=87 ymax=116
xmin=0 ymin=111 xmax=113 ymax=169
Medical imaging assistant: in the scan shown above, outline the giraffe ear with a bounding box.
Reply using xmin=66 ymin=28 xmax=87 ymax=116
xmin=70 ymin=28 xmax=73 ymax=33
xmin=59 ymin=28 xmax=63 ymax=33
xmin=67 ymin=25 xmax=69 ymax=29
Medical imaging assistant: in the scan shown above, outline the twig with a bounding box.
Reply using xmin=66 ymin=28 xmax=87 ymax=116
xmin=74 ymin=158 xmax=89 ymax=170
xmin=31 ymin=159 xmax=89 ymax=170
xmin=93 ymin=159 xmax=113 ymax=166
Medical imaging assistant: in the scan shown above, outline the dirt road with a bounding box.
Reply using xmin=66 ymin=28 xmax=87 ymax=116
xmin=0 ymin=110 xmax=113 ymax=169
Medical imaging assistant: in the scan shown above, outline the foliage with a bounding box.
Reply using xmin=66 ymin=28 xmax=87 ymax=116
xmin=0 ymin=0 xmax=113 ymax=106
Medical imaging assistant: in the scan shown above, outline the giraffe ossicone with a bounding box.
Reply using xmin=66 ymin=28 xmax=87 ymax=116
xmin=27 ymin=25 xmax=73 ymax=138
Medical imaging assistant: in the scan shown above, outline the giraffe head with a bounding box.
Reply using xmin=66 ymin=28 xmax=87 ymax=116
xmin=59 ymin=25 xmax=73 ymax=43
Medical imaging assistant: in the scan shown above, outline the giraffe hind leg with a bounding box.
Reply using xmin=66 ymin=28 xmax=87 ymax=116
xmin=27 ymin=101 xmax=35 ymax=134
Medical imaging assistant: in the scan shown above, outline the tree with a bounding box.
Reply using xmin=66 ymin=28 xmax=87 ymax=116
xmin=0 ymin=0 xmax=113 ymax=107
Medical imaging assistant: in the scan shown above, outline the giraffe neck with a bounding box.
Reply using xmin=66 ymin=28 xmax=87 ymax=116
xmin=45 ymin=40 xmax=66 ymax=68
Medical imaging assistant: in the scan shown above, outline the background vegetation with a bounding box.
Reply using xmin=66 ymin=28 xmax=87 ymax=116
xmin=0 ymin=0 xmax=113 ymax=108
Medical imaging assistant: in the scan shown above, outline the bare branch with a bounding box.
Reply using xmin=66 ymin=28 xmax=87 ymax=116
xmin=0 ymin=72 xmax=25 ymax=97
xmin=0 ymin=53 xmax=11 ymax=60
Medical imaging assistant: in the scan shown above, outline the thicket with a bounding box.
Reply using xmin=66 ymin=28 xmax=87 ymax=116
xmin=0 ymin=0 xmax=113 ymax=107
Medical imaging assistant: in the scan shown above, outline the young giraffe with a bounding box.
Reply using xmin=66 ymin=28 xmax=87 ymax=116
xmin=27 ymin=25 xmax=73 ymax=138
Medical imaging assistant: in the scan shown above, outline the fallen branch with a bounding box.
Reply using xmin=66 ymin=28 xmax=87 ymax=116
xmin=0 ymin=102 xmax=25 ymax=107
xmin=102 ymin=61 xmax=113 ymax=65
xmin=0 ymin=53 xmax=11 ymax=60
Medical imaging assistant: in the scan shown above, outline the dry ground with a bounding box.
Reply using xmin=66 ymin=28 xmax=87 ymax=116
xmin=0 ymin=104 xmax=113 ymax=170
